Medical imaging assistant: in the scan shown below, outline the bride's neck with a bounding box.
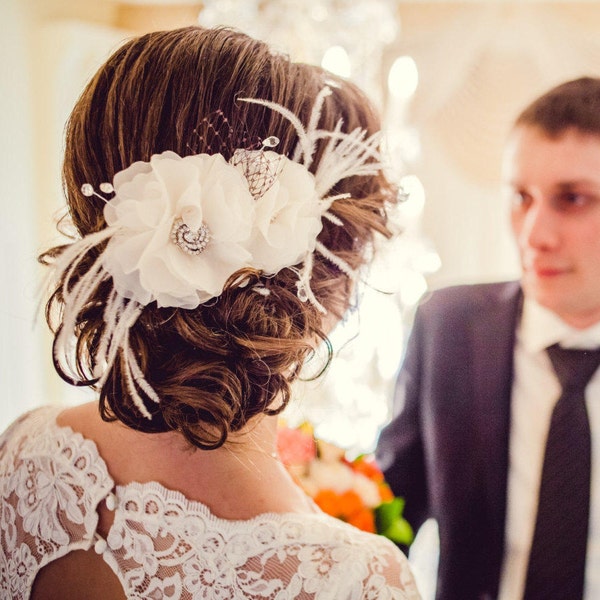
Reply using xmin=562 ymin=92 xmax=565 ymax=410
xmin=151 ymin=415 xmax=314 ymax=518
xmin=59 ymin=403 xmax=314 ymax=519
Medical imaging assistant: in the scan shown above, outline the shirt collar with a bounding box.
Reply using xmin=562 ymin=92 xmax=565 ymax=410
xmin=519 ymin=298 xmax=600 ymax=353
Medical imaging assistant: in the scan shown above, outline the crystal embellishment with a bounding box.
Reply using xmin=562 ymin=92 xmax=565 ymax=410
xmin=81 ymin=183 xmax=94 ymax=197
xmin=171 ymin=218 xmax=210 ymax=255
xmin=262 ymin=136 xmax=280 ymax=148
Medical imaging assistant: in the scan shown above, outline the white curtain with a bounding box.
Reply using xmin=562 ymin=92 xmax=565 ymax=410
xmin=0 ymin=4 xmax=127 ymax=428
xmin=0 ymin=0 xmax=42 ymax=429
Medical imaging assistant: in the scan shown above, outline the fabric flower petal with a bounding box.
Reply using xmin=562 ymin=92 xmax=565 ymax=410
xmin=242 ymin=156 xmax=323 ymax=274
xmin=101 ymin=151 xmax=257 ymax=308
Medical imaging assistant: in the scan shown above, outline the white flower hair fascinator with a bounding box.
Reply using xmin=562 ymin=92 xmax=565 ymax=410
xmin=50 ymin=87 xmax=385 ymax=419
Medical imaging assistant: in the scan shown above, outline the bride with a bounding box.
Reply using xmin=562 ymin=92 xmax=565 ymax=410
xmin=0 ymin=25 xmax=420 ymax=599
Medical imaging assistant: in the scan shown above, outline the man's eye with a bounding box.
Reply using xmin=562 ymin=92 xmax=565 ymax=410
xmin=555 ymin=192 xmax=590 ymax=208
xmin=511 ymin=191 xmax=531 ymax=208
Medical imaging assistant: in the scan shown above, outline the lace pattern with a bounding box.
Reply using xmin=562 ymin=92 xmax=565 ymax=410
xmin=0 ymin=408 xmax=420 ymax=599
xmin=0 ymin=407 xmax=114 ymax=598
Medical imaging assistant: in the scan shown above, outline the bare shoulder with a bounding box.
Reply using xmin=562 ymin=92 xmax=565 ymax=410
xmin=56 ymin=401 xmax=104 ymax=433
xmin=54 ymin=401 xmax=200 ymax=493
xmin=30 ymin=550 xmax=126 ymax=600
xmin=55 ymin=401 xmax=149 ymax=487
xmin=55 ymin=401 xmax=122 ymax=467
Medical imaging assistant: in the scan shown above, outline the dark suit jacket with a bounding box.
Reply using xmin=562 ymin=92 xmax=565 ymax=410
xmin=376 ymin=281 xmax=523 ymax=600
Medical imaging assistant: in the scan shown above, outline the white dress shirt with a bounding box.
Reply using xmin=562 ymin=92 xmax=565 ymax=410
xmin=498 ymin=299 xmax=600 ymax=600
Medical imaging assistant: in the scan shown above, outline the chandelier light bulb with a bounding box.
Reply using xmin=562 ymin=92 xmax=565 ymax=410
xmin=321 ymin=45 xmax=352 ymax=78
xmin=398 ymin=174 xmax=425 ymax=218
xmin=388 ymin=55 xmax=419 ymax=100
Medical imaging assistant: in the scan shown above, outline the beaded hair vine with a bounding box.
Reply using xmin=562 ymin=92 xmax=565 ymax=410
xmin=49 ymin=87 xmax=386 ymax=419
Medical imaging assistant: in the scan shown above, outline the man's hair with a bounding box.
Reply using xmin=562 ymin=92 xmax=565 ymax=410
xmin=515 ymin=76 xmax=600 ymax=137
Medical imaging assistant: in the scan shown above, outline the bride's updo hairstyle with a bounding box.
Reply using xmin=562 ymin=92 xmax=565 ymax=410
xmin=42 ymin=26 xmax=397 ymax=450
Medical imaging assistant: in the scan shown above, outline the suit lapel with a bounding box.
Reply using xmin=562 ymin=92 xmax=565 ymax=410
xmin=469 ymin=282 xmax=522 ymax=587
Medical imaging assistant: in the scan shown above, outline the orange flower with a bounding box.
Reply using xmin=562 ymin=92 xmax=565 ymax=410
xmin=350 ymin=456 xmax=385 ymax=483
xmin=313 ymin=489 xmax=376 ymax=532
xmin=347 ymin=508 xmax=376 ymax=533
xmin=379 ymin=483 xmax=395 ymax=503
xmin=313 ymin=489 xmax=340 ymax=515
xmin=336 ymin=490 xmax=364 ymax=517
xmin=277 ymin=423 xmax=412 ymax=544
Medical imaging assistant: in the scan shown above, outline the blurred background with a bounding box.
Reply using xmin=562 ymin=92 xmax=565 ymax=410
xmin=4 ymin=1 xmax=600 ymax=596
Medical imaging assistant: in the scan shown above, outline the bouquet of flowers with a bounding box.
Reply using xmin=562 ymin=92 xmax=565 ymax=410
xmin=277 ymin=422 xmax=414 ymax=545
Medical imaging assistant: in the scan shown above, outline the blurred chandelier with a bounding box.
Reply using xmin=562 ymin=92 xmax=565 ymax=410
xmin=199 ymin=0 xmax=399 ymax=108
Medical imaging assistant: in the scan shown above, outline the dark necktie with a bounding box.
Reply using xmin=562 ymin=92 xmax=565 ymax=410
xmin=523 ymin=344 xmax=600 ymax=600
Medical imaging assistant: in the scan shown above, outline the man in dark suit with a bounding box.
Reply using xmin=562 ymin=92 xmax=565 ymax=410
xmin=377 ymin=77 xmax=600 ymax=600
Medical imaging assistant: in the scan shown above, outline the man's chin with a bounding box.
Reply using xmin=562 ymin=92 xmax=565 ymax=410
xmin=522 ymin=284 xmax=563 ymax=315
xmin=524 ymin=287 xmax=600 ymax=328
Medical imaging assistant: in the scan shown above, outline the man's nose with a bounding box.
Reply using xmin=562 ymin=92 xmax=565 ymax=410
xmin=519 ymin=199 xmax=559 ymax=250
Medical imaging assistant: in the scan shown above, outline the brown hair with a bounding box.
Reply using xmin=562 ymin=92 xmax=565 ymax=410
xmin=514 ymin=76 xmax=600 ymax=137
xmin=42 ymin=26 xmax=397 ymax=449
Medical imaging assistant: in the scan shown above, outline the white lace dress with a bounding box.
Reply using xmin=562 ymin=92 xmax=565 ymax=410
xmin=0 ymin=407 xmax=420 ymax=599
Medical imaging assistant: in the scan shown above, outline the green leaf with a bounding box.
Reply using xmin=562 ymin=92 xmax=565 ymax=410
xmin=375 ymin=498 xmax=414 ymax=545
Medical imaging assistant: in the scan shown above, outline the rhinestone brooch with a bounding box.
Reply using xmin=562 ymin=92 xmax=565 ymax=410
xmin=171 ymin=218 xmax=210 ymax=255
